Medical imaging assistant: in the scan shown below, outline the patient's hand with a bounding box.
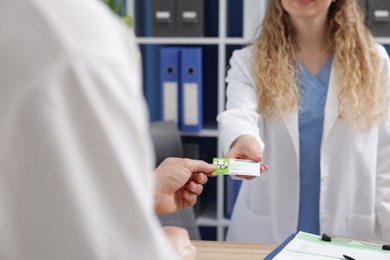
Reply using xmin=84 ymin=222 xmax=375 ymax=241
xmin=154 ymin=157 xmax=216 ymax=214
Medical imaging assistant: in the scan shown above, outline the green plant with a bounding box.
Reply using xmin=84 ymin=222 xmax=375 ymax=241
xmin=104 ymin=0 xmax=132 ymax=27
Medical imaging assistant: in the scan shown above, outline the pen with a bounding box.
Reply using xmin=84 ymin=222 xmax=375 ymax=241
xmin=322 ymin=233 xmax=390 ymax=251
xmin=342 ymin=254 xmax=356 ymax=260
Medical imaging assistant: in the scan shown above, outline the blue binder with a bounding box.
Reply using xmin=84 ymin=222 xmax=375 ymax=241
xmin=141 ymin=45 xmax=160 ymax=120
xmin=225 ymin=178 xmax=242 ymax=219
xmin=179 ymin=47 xmax=203 ymax=132
xmin=134 ymin=0 xmax=151 ymax=36
xmin=159 ymin=47 xmax=180 ymax=123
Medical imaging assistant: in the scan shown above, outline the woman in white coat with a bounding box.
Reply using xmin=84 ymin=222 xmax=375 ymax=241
xmin=218 ymin=0 xmax=390 ymax=243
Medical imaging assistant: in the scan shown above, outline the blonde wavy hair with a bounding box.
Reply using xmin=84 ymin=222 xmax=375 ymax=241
xmin=253 ymin=0 xmax=387 ymax=130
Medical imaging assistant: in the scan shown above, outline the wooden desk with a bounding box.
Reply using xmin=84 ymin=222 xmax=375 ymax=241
xmin=192 ymin=240 xmax=277 ymax=260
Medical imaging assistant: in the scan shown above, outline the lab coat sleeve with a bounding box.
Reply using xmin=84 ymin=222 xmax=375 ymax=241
xmin=375 ymin=45 xmax=390 ymax=241
xmin=217 ymin=47 xmax=264 ymax=156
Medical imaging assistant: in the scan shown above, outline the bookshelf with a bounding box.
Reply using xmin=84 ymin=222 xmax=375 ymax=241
xmin=130 ymin=0 xmax=252 ymax=241
xmin=129 ymin=0 xmax=390 ymax=241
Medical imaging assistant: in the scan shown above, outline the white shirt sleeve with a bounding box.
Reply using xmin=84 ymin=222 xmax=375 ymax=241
xmin=0 ymin=53 xmax=177 ymax=260
xmin=0 ymin=0 xmax=178 ymax=259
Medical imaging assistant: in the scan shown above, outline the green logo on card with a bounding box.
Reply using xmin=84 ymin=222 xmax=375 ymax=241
xmin=212 ymin=158 xmax=229 ymax=175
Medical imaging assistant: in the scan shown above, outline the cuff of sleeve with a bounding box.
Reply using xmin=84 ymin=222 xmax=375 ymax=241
xmin=220 ymin=130 xmax=264 ymax=157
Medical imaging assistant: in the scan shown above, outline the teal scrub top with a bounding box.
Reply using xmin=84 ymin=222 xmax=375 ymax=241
xmin=297 ymin=57 xmax=332 ymax=234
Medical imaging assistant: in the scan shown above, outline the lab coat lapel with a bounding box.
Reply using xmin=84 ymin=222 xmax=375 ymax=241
xmin=322 ymin=66 xmax=339 ymax=143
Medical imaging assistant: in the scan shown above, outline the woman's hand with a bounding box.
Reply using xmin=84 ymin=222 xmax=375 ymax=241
xmin=226 ymin=135 xmax=268 ymax=179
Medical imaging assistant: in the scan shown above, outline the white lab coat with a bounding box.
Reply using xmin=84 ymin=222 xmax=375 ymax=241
xmin=218 ymin=45 xmax=390 ymax=243
xmin=0 ymin=0 xmax=177 ymax=259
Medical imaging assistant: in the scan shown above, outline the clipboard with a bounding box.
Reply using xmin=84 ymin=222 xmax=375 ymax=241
xmin=264 ymin=231 xmax=390 ymax=260
xmin=264 ymin=233 xmax=297 ymax=260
